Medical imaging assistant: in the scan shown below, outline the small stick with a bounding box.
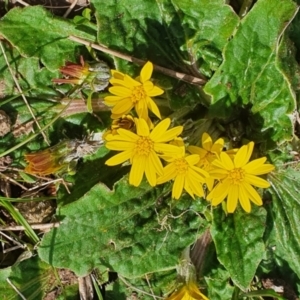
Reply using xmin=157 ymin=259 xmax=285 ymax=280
xmin=68 ymin=36 xmax=207 ymax=86
xmin=16 ymin=0 xmax=30 ymax=6
xmin=63 ymin=0 xmax=79 ymax=18
xmin=0 ymin=222 xmax=60 ymax=231
xmin=0 ymin=42 xmax=50 ymax=145
xmin=6 ymin=279 xmax=27 ymax=300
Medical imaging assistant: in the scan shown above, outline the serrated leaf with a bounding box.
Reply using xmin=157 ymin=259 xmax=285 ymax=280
xmin=0 ymin=6 xmax=97 ymax=71
xmin=211 ymin=206 xmax=266 ymax=290
xmin=38 ymin=178 xmax=208 ymax=277
xmin=204 ymin=0 xmax=298 ymax=143
xmin=268 ymin=168 xmax=300 ymax=279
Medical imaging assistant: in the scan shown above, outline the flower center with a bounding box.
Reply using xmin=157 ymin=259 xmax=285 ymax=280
xmin=228 ymin=168 xmax=245 ymax=185
xmin=135 ymin=136 xmax=153 ymax=156
xmin=131 ymin=86 xmax=146 ymax=104
xmin=174 ymin=158 xmax=189 ymax=174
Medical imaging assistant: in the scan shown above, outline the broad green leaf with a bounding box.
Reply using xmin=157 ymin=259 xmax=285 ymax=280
xmin=172 ymin=0 xmax=239 ymax=77
xmin=205 ymin=266 xmax=234 ymax=300
xmin=268 ymin=167 xmax=300 ymax=279
xmin=38 ymin=178 xmax=208 ymax=277
xmin=204 ymin=0 xmax=298 ymax=143
xmin=0 ymin=256 xmax=54 ymax=300
xmin=211 ymin=206 xmax=266 ymax=290
xmin=0 ymin=6 xmax=97 ymax=71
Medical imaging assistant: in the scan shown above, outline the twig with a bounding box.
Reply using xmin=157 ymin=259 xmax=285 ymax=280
xmin=68 ymin=36 xmax=207 ymax=86
xmin=0 ymin=172 xmax=28 ymax=191
xmin=0 ymin=222 xmax=60 ymax=231
xmin=0 ymin=42 xmax=50 ymax=145
xmin=0 ymin=231 xmax=25 ymax=248
xmin=145 ymin=274 xmax=157 ymax=300
xmin=6 ymin=279 xmax=27 ymax=300
xmin=16 ymin=0 xmax=30 ymax=6
xmin=63 ymin=0 xmax=79 ymax=18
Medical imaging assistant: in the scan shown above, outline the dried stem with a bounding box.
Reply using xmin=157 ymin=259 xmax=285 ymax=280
xmin=0 ymin=222 xmax=60 ymax=231
xmin=68 ymin=35 xmax=207 ymax=86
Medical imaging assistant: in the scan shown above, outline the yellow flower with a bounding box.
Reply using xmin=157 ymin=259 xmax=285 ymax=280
xmin=207 ymin=141 xmax=275 ymax=213
xmin=157 ymin=139 xmax=209 ymax=199
xmin=105 ymin=118 xmax=183 ymax=187
xmin=165 ymin=281 xmax=209 ymax=300
xmin=188 ymin=133 xmax=224 ymax=191
xmin=104 ymin=61 xmax=164 ymax=120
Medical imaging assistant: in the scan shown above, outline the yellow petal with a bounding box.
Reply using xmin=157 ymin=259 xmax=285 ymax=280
xmin=186 ymin=174 xmax=204 ymax=198
xmin=220 ymin=152 xmax=234 ymax=170
xmin=135 ymin=98 xmax=148 ymax=120
xmin=244 ymin=158 xmax=274 ymax=175
xmin=211 ymin=138 xmax=224 ymax=153
xmin=150 ymin=118 xmax=170 ymax=140
xmin=149 ymin=151 xmax=163 ymax=176
xmin=117 ymin=128 xmax=139 ymax=141
xmin=145 ymin=158 xmax=157 ymax=187
xmin=187 ymin=145 xmax=203 ymax=156
xmin=140 ymin=61 xmax=153 ymax=83
xmin=105 ymin=150 xmax=131 ymax=166
xmin=124 ymin=75 xmax=141 ymax=87
xmin=227 ymin=185 xmax=238 ymax=213
xmin=146 ymin=97 xmax=161 ymax=119
xmin=185 ymin=154 xmax=200 ymax=165
xmin=157 ymin=163 xmax=176 ymax=184
xmin=244 ymin=174 xmax=270 ymax=188
xmin=242 ymin=182 xmax=263 ymax=206
xmin=105 ymin=141 xmax=133 ymax=151
xmin=109 ymin=86 xmax=132 ymax=97
xmin=154 ymin=127 xmax=183 ymax=143
xmin=234 ymin=144 xmax=249 ymax=168
xmin=239 ymin=185 xmax=251 ymax=213
xmin=104 ymin=95 xmax=122 ymax=105
xmin=202 ymin=132 xmax=213 ymax=151
xmin=112 ymin=98 xmax=133 ymax=115
xmin=147 ymin=85 xmax=164 ymax=96
xmin=135 ymin=118 xmax=150 ymax=136
xmin=129 ymin=156 xmax=146 ymax=186
xmin=172 ymin=174 xmax=185 ymax=199
xmin=154 ymin=143 xmax=181 ymax=155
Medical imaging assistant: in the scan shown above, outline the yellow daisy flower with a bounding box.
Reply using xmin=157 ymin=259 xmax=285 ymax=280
xmin=104 ymin=61 xmax=164 ymax=120
xmin=207 ymin=141 xmax=275 ymax=213
xmin=165 ymin=280 xmax=209 ymax=300
xmin=157 ymin=139 xmax=209 ymax=199
xmin=105 ymin=118 xmax=183 ymax=187
xmin=188 ymin=132 xmax=224 ymax=191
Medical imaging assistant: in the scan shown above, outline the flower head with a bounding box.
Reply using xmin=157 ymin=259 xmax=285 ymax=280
xmin=105 ymin=118 xmax=182 ymax=187
xmin=25 ymin=140 xmax=100 ymax=176
xmin=104 ymin=61 xmax=164 ymax=120
xmin=188 ymin=133 xmax=224 ymax=191
xmin=103 ymin=114 xmax=135 ymax=140
xmin=207 ymin=141 xmax=275 ymax=213
xmin=53 ymin=56 xmax=110 ymax=92
xmin=157 ymin=138 xmax=209 ymax=199
xmin=165 ymin=280 xmax=209 ymax=300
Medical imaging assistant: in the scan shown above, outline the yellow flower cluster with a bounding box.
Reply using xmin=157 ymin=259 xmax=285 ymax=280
xmin=103 ymin=62 xmax=275 ymax=213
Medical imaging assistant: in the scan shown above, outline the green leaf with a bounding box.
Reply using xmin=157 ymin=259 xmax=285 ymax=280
xmin=172 ymin=0 xmax=239 ymax=76
xmin=211 ymin=206 xmax=267 ymax=290
xmin=0 ymin=256 xmax=54 ymax=300
xmin=38 ymin=178 xmax=208 ymax=277
xmin=268 ymin=167 xmax=300 ymax=279
xmin=204 ymin=0 xmax=298 ymax=143
xmin=0 ymin=6 xmax=97 ymax=71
